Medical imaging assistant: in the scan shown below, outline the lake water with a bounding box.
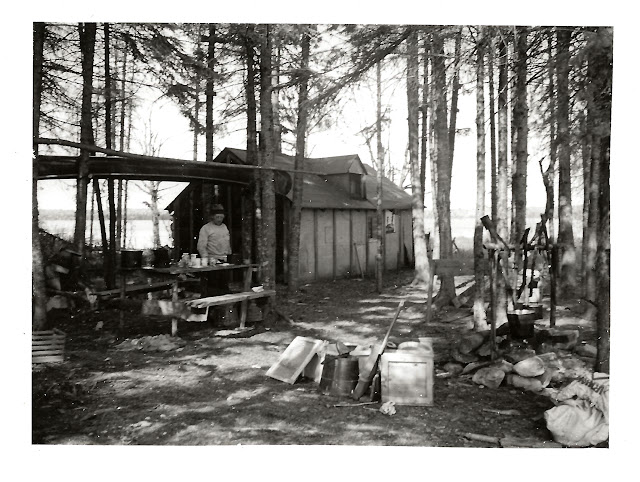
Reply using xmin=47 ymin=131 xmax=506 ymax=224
xmin=41 ymin=214 xmax=580 ymax=252
xmin=40 ymin=219 xmax=173 ymax=250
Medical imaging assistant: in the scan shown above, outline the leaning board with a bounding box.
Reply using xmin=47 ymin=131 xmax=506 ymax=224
xmin=266 ymin=337 xmax=327 ymax=384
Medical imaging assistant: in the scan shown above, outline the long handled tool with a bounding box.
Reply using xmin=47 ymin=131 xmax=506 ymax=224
xmin=352 ymin=300 xmax=405 ymax=400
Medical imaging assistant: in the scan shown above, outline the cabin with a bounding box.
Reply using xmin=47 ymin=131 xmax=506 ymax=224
xmin=165 ymin=147 xmax=414 ymax=283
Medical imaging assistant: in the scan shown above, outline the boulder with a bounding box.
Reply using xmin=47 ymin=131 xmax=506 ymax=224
xmin=444 ymin=362 xmax=464 ymax=376
xmin=472 ymin=367 xmax=506 ymax=389
xmin=537 ymin=352 xmax=562 ymax=370
xmin=575 ymin=344 xmax=597 ymax=358
xmin=505 ymin=348 xmax=537 ymax=364
xmin=451 ymin=348 xmax=479 ymax=364
xmin=535 ymin=327 xmax=581 ymax=351
xmin=476 ymin=341 xmax=493 ymax=358
xmin=506 ymin=373 xmax=544 ymax=392
xmin=489 ymin=359 xmax=514 ymax=374
xmin=458 ymin=332 xmax=487 ymax=354
xmin=514 ymin=356 xmax=546 ymax=377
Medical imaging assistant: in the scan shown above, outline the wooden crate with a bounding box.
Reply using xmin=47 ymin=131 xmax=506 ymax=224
xmin=32 ymin=329 xmax=66 ymax=364
xmin=380 ymin=350 xmax=433 ymax=406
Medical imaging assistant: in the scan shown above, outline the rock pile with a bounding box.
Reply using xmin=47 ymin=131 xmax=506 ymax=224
xmin=440 ymin=327 xmax=597 ymax=396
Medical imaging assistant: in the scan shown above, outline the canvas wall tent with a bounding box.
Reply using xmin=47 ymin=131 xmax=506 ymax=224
xmin=165 ymin=147 xmax=414 ymax=283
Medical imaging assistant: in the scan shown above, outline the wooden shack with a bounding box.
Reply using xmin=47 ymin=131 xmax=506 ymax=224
xmin=165 ymin=147 xmax=414 ymax=283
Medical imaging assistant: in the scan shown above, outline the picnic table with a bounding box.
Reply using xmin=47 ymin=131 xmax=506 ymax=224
xmin=142 ymin=263 xmax=275 ymax=334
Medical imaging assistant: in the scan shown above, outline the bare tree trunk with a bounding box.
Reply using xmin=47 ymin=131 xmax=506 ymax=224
xmin=116 ymin=40 xmax=127 ymax=250
xmin=33 ymin=22 xmax=47 ymax=330
xmin=556 ymin=27 xmax=576 ymax=298
xmin=432 ymin=33 xmax=456 ymax=304
xmin=273 ymin=31 xmax=282 ymax=154
xmin=104 ymin=23 xmax=117 ymax=289
xmin=589 ymin=27 xmax=612 ymax=373
xmin=202 ymin=24 xmax=216 ymax=221
xmin=407 ymin=29 xmax=431 ymax=287
xmin=259 ymin=24 xmax=277 ymax=290
xmin=543 ymin=34 xmax=557 ymax=239
xmin=496 ymin=33 xmax=510 ymax=325
xmin=420 ymin=33 xmax=429 ymax=206
xmin=428 ymin=43 xmax=439 ymax=257
xmin=511 ymin=26 xmax=529 ymax=267
xmin=473 ymin=27 xmax=488 ymax=331
xmin=375 ymin=60 xmax=384 ymax=293
xmin=583 ymin=54 xmax=601 ymax=318
xmin=243 ymin=25 xmax=258 ymax=266
xmin=150 ymin=183 xmax=161 ymax=248
xmin=448 ymin=28 xmax=462 ymax=165
xmin=288 ymin=26 xmax=310 ymax=293
xmin=74 ymin=22 xmax=97 ymax=257
xmin=488 ymin=34 xmax=498 ymax=222
xmin=93 ymin=179 xmax=109 ymax=280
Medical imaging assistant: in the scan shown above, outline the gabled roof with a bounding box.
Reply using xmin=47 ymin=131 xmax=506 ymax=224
xmin=166 ymin=147 xmax=412 ymax=211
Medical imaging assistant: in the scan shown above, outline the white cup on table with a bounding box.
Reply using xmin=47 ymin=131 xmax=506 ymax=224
xmin=201 ymin=257 xmax=209 ymax=267
xmin=192 ymin=257 xmax=201 ymax=268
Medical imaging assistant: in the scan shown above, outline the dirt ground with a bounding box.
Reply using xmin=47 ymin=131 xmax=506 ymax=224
xmin=32 ymin=268 xmax=601 ymax=447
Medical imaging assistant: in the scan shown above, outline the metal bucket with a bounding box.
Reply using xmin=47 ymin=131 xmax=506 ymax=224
xmin=120 ymin=250 xmax=143 ymax=269
xmin=318 ymin=357 xmax=360 ymax=397
xmin=507 ymin=309 xmax=537 ymax=339
xmin=152 ymin=248 xmax=170 ymax=268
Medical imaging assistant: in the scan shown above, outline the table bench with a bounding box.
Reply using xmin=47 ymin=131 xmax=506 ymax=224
xmin=185 ymin=289 xmax=276 ymax=329
xmin=95 ymin=281 xmax=174 ymax=300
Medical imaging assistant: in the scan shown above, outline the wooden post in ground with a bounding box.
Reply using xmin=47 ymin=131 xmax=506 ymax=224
xmin=550 ymin=244 xmax=557 ymax=327
xmin=489 ymin=249 xmax=497 ymax=360
xmin=119 ymin=271 xmax=126 ymax=330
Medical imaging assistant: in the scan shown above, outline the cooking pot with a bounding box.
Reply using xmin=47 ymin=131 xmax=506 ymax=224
xmin=120 ymin=250 xmax=143 ymax=269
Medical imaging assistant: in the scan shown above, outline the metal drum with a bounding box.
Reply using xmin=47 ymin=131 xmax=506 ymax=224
xmin=318 ymin=356 xmax=360 ymax=397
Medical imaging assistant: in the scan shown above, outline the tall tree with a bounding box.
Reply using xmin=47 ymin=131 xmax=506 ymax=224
xmin=104 ymin=23 xmax=117 ymax=288
xmin=407 ymin=28 xmax=431 ymax=287
xmin=556 ymin=27 xmax=576 ymax=297
xmin=242 ymin=25 xmax=258 ymax=266
xmin=587 ymin=27 xmax=612 ymax=372
xmin=202 ymin=23 xmax=216 ymax=221
xmin=74 ymin=22 xmax=97 ymax=256
xmin=487 ymin=33 xmax=498 ymax=221
xmin=419 ymin=33 xmax=429 ymax=205
xmin=495 ymin=32 xmax=510 ymax=325
xmin=473 ymin=27 xmax=488 ymax=331
xmin=448 ymin=27 xmax=462 ymax=165
xmin=33 ymin=22 xmax=47 ymax=330
xmin=287 ymin=26 xmax=311 ymax=293
xmin=258 ymin=24 xmax=277 ymax=290
xmin=541 ymin=32 xmax=556 ymax=240
xmin=511 ymin=26 xmax=529 ymax=262
xmin=375 ymin=60 xmax=384 ymax=293
xmin=432 ymin=31 xmax=456 ymax=304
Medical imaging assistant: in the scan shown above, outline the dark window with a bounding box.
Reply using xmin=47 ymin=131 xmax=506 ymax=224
xmin=349 ymin=173 xmax=364 ymax=199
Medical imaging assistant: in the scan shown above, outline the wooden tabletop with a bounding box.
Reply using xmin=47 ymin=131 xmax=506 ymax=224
xmin=143 ymin=264 xmax=257 ymax=275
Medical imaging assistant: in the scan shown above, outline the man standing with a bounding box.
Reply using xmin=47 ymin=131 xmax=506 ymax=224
xmin=197 ymin=204 xmax=231 ymax=296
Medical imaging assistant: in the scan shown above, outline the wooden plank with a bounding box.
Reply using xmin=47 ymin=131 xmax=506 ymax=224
xmin=31 ymin=343 xmax=64 ymax=351
xmin=96 ymin=281 xmax=173 ymax=300
xmin=32 ymin=349 xmax=65 ymax=356
xmin=266 ymin=337 xmax=327 ymax=384
xmin=187 ymin=290 xmax=275 ymax=309
xmin=33 ymin=355 xmax=64 ymax=364
xmin=32 ymin=336 xmax=65 ymax=343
